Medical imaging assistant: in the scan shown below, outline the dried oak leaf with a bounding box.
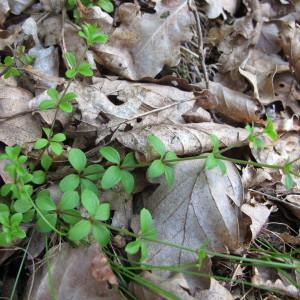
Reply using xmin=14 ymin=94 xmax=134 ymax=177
xmin=24 ymin=243 xmax=121 ymax=300
xmin=140 ymin=160 xmax=245 ymax=278
xmin=116 ymin=122 xmax=247 ymax=161
xmin=92 ymin=0 xmax=195 ymax=80
xmin=0 ymin=82 xmax=41 ymax=146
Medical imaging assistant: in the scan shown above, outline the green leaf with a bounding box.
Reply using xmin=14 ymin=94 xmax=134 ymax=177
xmin=34 ymin=138 xmax=48 ymax=150
xmin=125 ymin=239 xmax=141 ymax=255
xmin=121 ymin=152 xmax=136 ymax=169
xmin=94 ymin=203 xmax=110 ymax=221
xmin=210 ymin=134 xmax=220 ymax=153
xmin=36 ymin=213 xmax=57 ymax=233
xmin=13 ymin=198 xmax=32 ymax=213
xmin=50 ymin=141 xmax=63 ymax=155
xmin=100 ymin=146 xmax=120 ymax=164
xmin=81 ymin=189 xmax=99 ymax=216
xmin=77 ymin=63 xmax=93 ymax=77
xmin=64 ymin=52 xmax=77 ymax=69
xmin=164 ymin=151 xmax=178 ymax=164
xmin=147 ymin=160 xmax=165 ymax=178
xmin=164 ymin=165 xmax=174 ymax=186
xmin=65 ymin=69 xmax=77 ymax=78
xmin=92 ymin=223 xmax=110 ymax=246
xmin=5 ymin=145 xmax=21 ymax=160
xmin=52 ymin=133 xmax=66 ymax=142
xmin=60 ymin=191 xmax=80 ymax=210
xmin=217 ymin=160 xmax=227 ymax=175
xmin=83 ymin=164 xmax=104 ymax=180
xmin=1 ymin=184 xmax=12 ymax=196
xmin=98 ymin=0 xmax=114 ymax=13
xmin=59 ymin=101 xmax=73 ymax=113
xmin=68 ymin=219 xmax=91 ymax=241
xmin=140 ymin=241 xmax=148 ymax=262
xmin=140 ymin=208 xmax=153 ymax=234
xmin=284 ymin=173 xmax=293 ymax=190
xmin=0 ymin=232 xmax=12 ymax=246
xmin=4 ymin=67 xmax=20 ymax=79
xmin=79 ymin=23 xmax=108 ymax=46
xmin=4 ymin=56 xmax=13 ymax=66
xmin=68 ymin=148 xmax=87 ymax=172
xmin=59 ymin=174 xmax=80 ymax=192
xmin=101 ymin=166 xmax=122 ymax=189
xmin=62 ymin=209 xmax=81 ymax=225
xmin=62 ymin=92 xmax=77 ymax=102
xmin=205 ymin=153 xmax=218 ymax=170
xmin=39 ymin=99 xmax=56 ymax=110
xmin=47 ymin=88 xmax=59 ymax=100
xmin=36 ymin=191 xmax=56 ymax=211
xmin=264 ymin=115 xmax=277 ymax=141
xmin=147 ymin=135 xmax=166 ymax=157
xmin=41 ymin=154 xmax=52 ymax=171
xmin=121 ymin=170 xmax=135 ymax=193
xmin=32 ymin=170 xmax=45 ymax=184
xmin=43 ymin=127 xmax=52 ymax=138
xmin=80 ymin=178 xmax=98 ymax=194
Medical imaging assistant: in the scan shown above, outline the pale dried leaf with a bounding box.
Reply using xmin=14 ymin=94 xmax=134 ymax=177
xmin=0 ymin=83 xmax=41 ymax=146
xmin=204 ymin=0 xmax=238 ymax=19
xmin=0 ymin=27 xmax=21 ymax=50
xmin=116 ymin=123 xmax=247 ymax=161
xmin=24 ymin=243 xmax=121 ymax=300
xmin=40 ymin=0 xmax=62 ymax=13
xmin=197 ymin=81 xmax=263 ymax=123
xmin=9 ymin=0 xmax=35 ymax=15
xmin=252 ymin=266 xmax=300 ymax=299
xmin=284 ymin=195 xmax=300 ymax=219
xmin=140 ymin=160 xmax=244 ymax=277
xmin=92 ymin=0 xmax=195 ymax=80
xmin=0 ymin=0 xmax=9 ymax=26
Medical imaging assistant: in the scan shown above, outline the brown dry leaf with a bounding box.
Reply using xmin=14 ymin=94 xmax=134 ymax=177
xmin=241 ymin=202 xmax=273 ymax=240
xmin=0 ymin=1 xmax=9 ymax=26
xmin=40 ymin=0 xmax=62 ymax=13
xmin=0 ymin=26 xmax=21 ymax=50
xmin=284 ymin=194 xmax=300 ymax=219
xmin=140 ymin=160 xmax=245 ymax=276
xmin=91 ymin=252 xmax=118 ymax=285
xmin=0 ymin=82 xmax=41 ymax=146
xmin=279 ymin=21 xmax=300 ymax=85
xmin=197 ymin=81 xmax=263 ymax=123
xmin=24 ymin=243 xmax=121 ymax=300
xmin=204 ymin=0 xmax=238 ymax=19
xmin=252 ymin=266 xmax=300 ymax=299
xmin=92 ymin=0 xmax=195 ymax=80
xmin=116 ymin=122 xmax=247 ymax=161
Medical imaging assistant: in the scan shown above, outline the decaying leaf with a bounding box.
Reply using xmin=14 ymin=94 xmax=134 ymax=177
xmin=140 ymin=160 xmax=245 ymax=276
xmin=40 ymin=0 xmax=62 ymax=13
xmin=9 ymin=0 xmax=35 ymax=15
xmin=284 ymin=194 xmax=300 ymax=219
xmin=24 ymin=243 xmax=121 ymax=300
xmin=252 ymin=266 xmax=300 ymax=299
xmin=116 ymin=122 xmax=247 ymax=161
xmin=197 ymin=81 xmax=263 ymax=123
xmin=204 ymin=0 xmax=238 ymax=19
xmin=0 ymin=0 xmax=9 ymax=26
xmin=92 ymin=0 xmax=195 ymax=80
xmin=0 ymin=26 xmax=21 ymax=50
xmin=0 ymin=82 xmax=41 ymax=146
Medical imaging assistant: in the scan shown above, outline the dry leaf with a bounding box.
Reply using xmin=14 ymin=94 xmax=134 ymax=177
xmin=0 ymin=1 xmax=9 ymax=26
xmin=284 ymin=194 xmax=300 ymax=219
xmin=140 ymin=160 xmax=245 ymax=277
xmin=197 ymin=81 xmax=263 ymax=123
xmin=40 ymin=0 xmax=62 ymax=13
xmin=204 ymin=0 xmax=239 ymax=19
xmin=0 ymin=27 xmax=21 ymax=50
xmin=9 ymin=0 xmax=35 ymax=15
xmin=252 ymin=266 xmax=300 ymax=299
xmin=24 ymin=243 xmax=121 ymax=300
xmin=92 ymin=0 xmax=195 ymax=80
xmin=0 ymin=82 xmax=41 ymax=146
xmin=116 ymin=123 xmax=247 ymax=161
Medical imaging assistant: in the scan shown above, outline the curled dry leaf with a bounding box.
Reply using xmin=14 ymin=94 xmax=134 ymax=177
xmin=24 ymin=243 xmax=121 ymax=300
xmin=91 ymin=252 xmax=118 ymax=285
xmin=204 ymin=0 xmax=238 ymax=19
xmin=140 ymin=160 xmax=245 ymax=277
xmin=92 ymin=0 xmax=195 ymax=80
xmin=116 ymin=122 xmax=247 ymax=161
xmin=0 ymin=82 xmax=41 ymax=146
xmin=252 ymin=266 xmax=300 ymax=299
xmin=197 ymin=81 xmax=263 ymax=123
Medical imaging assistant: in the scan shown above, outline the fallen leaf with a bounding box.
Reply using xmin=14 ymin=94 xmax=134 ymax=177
xmin=116 ymin=122 xmax=248 ymax=161
xmin=0 ymin=0 xmax=9 ymax=26
xmin=9 ymin=0 xmax=35 ymax=15
xmin=0 ymin=26 xmax=21 ymax=50
xmin=92 ymin=0 xmax=195 ymax=80
xmin=0 ymin=82 xmax=41 ymax=146
xmin=197 ymin=81 xmax=263 ymax=123
xmin=204 ymin=0 xmax=238 ymax=19
xmin=140 ymin=160 xmax=245 ymax=277
xmin=24 ymin=243 xmax=121 ymax=300
xmin=40 ymin=0 xmax=62 ymax=13
xmin=284 ymin=194 xmax=300 ymax=219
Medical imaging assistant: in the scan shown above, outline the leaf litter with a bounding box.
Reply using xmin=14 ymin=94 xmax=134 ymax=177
xmin=0 ymin=0 xmax=300 ymax=299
